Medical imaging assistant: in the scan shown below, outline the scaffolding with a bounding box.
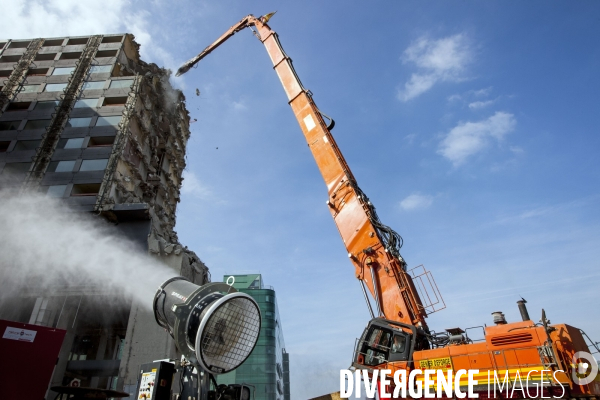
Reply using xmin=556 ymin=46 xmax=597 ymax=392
xmin=94 ymin=74 xmax=141 ymax=211
xmin=0 ymin=38 xmax=44 ymax=115
xmin=22 ymin=35 xmax=102 ymax=190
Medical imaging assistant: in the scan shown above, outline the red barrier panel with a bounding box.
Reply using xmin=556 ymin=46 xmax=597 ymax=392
xmin=0 ymin=319 xmax=66 ymax=399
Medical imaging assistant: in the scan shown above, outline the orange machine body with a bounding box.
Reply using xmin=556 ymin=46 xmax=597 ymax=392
xmin=176 ymin=13 xmax=600 ymax=398
xmin=367 ymin=321 xmax=600 ymax=398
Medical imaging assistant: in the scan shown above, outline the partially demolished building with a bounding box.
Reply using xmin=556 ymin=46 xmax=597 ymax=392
xmin=0 ymin=34 xmax=207 ymax=396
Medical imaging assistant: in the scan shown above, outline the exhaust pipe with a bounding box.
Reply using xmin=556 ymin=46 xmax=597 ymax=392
xmin=517 ymin=298 xmax=530 ymax=321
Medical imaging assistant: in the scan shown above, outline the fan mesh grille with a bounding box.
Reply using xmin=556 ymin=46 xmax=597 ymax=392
xmin=200 ymin=297 xmax=261 ymax=372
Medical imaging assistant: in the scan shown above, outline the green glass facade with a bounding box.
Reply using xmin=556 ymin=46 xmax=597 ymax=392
xmin=217 ymin=274 xmax=290 ymax=400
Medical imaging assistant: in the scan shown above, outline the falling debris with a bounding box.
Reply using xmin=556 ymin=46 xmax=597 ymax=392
xmin=196 ymin=88 xmax=200 ymax=96
xmin=190 ymin=119 xmax=198 ymax=124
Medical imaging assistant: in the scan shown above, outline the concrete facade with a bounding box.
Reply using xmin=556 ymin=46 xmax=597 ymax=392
xmin=0 ymin=34 xmax=207 ymax=397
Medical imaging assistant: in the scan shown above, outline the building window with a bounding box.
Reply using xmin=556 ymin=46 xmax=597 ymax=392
xmin=89 ymin=65 xmax=112 ymax=74
xmin=101 ymin=36 xmax=123 ymax=43
xmin=9 ymin=41 xmax=31 ymax=48
xmin=42 ymin=39 xmax=64 ymax=47
xmin=47 ymin=160 xmax=76 ymax=173
xmin=52 ymin=66 xmax=76 ymax=76
xmin=0 ymin=141 xmax=10 ymax=152
xmin=0 ymin=120 xmax=21 ymax=130
xmin=79 ymin=159 xmax=108 ymax=171
xmin=57 ymin=138 xmax=84 ymax=149
xmin=265 ymin=295 xmax=272 ymax=303
xmin=5 ymin=102 xmax=31 ymax=111
xmin=95 ymin=116 xmax=121 ymax=127
xmin=35 ymin=100 xmax=59 ymax=110
xmin=0 ymin=55 xmax=21 ymax=63
xmin=60 ymin=52 xmax=82 ymax=60
xmin=45 ymin=83 xmax=68 ymax=92
xmin=96 ymin=50 xmax=118 ymax=58
xmin=66 ymin=117 xmax=92 ymax=128
xmin=19 ymin=85 xmax=40 ymax=93
xmin=88 ymin=136 xmax=114 ymax=147
xmin=102 ymin=97 xmax=127 ymax=106
xmin=82 ymin=81 xmax=106 ymax=90
xmin=13 ymin=140 xmax=41 ymax=151
xmin=109 ymin=80 xmax=134 ymax=89
xmin=27 ymin=68 xmax=49 ymax=77
xmin=24 ymin=119 xmax=52 ymax=129
xmin=111 ymin=63 xmax=134 ymax=77
xmin=67 ymin=38 xmax=88 ymax=46
xmin=46 ymin=185 xmax=67 ymax=197
xmin=248 ymin=277 xmax=261 ymax=289
xmin=35 ymin=53 xmax=56 ymax=61
xmin=2 ymin=162 xmax=30 ymax=175
xmin=0 ymin=70 xmax=11 ymax=77
xmin=71 ymin=183 xmax=101 ymax=196
xmin=74 ymin=98 xmax=99 ymax=108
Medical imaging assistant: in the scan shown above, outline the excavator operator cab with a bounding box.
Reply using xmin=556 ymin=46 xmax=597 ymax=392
xmin=353 ymin=318 xmax=414 ymax=368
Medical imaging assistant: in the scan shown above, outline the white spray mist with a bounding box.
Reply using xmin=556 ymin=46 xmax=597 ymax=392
xmin=0 ymin=191 xmax=178 ymax=309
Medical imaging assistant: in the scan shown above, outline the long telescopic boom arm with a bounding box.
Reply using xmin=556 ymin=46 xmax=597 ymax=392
xmin=177 ymin=13 xmax=429 ymax=329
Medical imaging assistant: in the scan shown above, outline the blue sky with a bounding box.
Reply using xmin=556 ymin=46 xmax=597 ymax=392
xmin=3 ymin=1 xmax=600 ymax=398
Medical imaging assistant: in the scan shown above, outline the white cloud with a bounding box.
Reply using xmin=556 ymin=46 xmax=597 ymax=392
xmin=398 ymin=34 xmax=473 ymax=101
xmin=232 ymin=100 xmax=247 ymax=111
xmin=490 ymin=158 xmax=518 ymax=172
xmin=399 ymin=73 xmax=438 ymax=101
xmin=181 ymin=170 xmax=211 ymax=199
xmin=0 ymin=0 xmax=173 ymax=71
xmin=472 ymin=87 xmax=493 ymax=97
xmin=468 ymin=100 xmax=494 ymax=109
xmin=495 ymin=196 xmax=599 ymax=224
xmin=449 ymin=87 xmax=495 ymax=105
xmin=404 ymin=133 xmax=417 ymax=144
xmin=510 ymin=146 xmax=524 ymax=154
xmin=1 ymin=0 xmax=128 ymax=38
xmin=438 ymin=111 xmax=516 ymax=166
xmin=400 ymin=193 xmax=434 ymax=211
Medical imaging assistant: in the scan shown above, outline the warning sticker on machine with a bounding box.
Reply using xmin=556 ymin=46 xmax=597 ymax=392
xmin=138 ymin=371 xmax=156 ymax=400
xmin=303 ymin=114 xmax=316 ymax=131
xmin=2 ymin=326 xmax=37 ymax=342
xmin=419 ymin=357 xmax=453 ymax=371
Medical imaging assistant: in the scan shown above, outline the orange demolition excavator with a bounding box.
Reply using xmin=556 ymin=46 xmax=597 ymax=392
xmin=176 ymin=13 xmax=600 ymax=398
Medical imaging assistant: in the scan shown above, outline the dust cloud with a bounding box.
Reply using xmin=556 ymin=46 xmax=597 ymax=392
xmin=0 ymin=191 xmax=176 ymax=309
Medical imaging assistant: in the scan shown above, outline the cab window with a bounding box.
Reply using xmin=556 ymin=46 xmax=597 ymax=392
xmin=388 ymin=332 xmax=410 ymax=362
xmin=361 ymin=327 xmax=392 ymax=366
xmin=391 ymin=334 xmax=407 ymax=354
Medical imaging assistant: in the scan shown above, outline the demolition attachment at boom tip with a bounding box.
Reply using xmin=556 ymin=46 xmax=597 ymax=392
xmin=175 ymin=12 xmax=277 ymax=77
